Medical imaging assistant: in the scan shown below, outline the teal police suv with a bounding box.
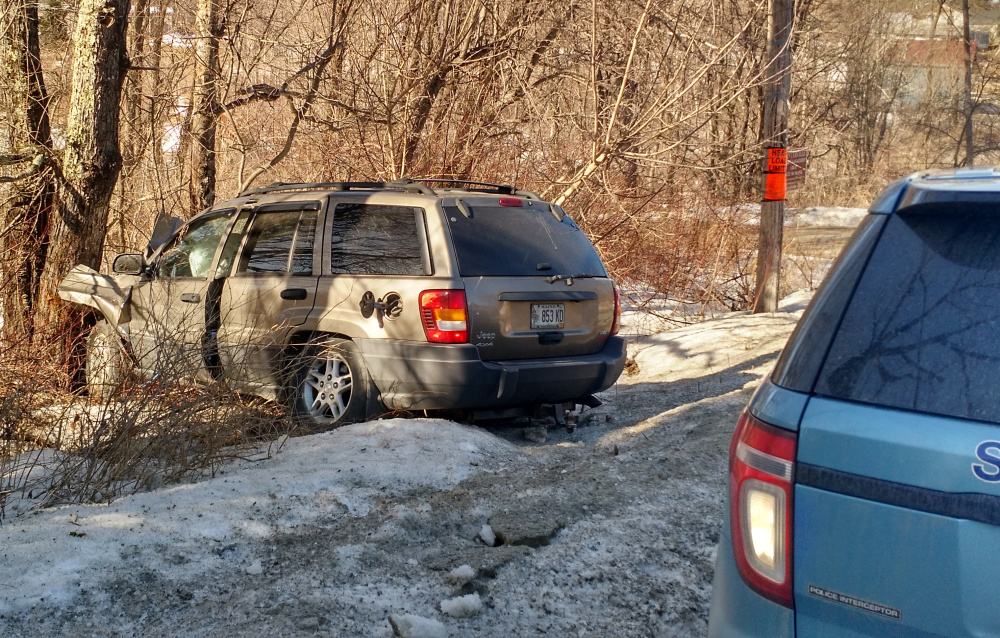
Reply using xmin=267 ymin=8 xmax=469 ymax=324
xmin=709 ymin=168 xmax=1000 ymax=637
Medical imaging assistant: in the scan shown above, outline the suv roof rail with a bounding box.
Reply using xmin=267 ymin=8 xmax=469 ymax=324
xmin=237 ymin=179 xmax=437 ymax=198
xmin=411 ymin=178 xmax=542 ymax=201
xmin=235 ymin=178 xmax=544 ymax=201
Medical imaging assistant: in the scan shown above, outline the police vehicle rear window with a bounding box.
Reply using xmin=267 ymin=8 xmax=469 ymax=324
xmin=444 ymin=204 xmax=607 ymax=278
xmin=814 ymin=207 xmax=1000 ymax=424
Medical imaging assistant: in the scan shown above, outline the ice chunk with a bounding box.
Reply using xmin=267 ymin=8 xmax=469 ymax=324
xmin=479 ymin=523 xmax=496 ymax=546
xmin=448 ymin=564 xmax=476 ymax=584
xmin=440 ymin=593 xmax=483 ymax=618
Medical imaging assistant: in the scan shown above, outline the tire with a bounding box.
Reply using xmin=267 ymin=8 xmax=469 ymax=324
xmin=291 ymin=338 xmax=372 ymax=429
xmin=86 ymin=320 xmax=126 ymax=399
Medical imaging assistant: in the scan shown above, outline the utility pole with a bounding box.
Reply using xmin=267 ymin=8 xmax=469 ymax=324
xmin=962 ymin=0 xmax=974 ymax=166
xmin=754 ymin=0 xmax=794 ymax=314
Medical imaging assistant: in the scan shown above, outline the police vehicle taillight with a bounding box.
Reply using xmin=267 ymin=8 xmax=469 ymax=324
xmin=729 ymin=409 xmax=796 ymax=608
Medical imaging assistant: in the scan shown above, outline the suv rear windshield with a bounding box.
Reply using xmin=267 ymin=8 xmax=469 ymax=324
xmin=445 ymin=204 xmax=607 ymax=278
xmin=815 ymin=207 xmax=1000 ymax=424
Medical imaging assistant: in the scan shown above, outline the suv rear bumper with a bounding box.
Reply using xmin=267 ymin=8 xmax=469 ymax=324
xmin=356 ymin=337 xmax=626 ymax=411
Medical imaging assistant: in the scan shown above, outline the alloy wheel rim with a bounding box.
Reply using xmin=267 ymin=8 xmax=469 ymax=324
xmin=303 ymin=353 xmax=353 ymax=422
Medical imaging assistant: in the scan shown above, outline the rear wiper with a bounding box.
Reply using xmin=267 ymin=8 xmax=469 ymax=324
xmin=545 ymin=273 xmax=596 ymax=285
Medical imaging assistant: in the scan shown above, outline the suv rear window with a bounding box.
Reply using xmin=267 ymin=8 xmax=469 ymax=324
xmin=445 ymin=204 xmax=607 ymax=277
xmin=815 ymin=207 xmax=1000 ymax=424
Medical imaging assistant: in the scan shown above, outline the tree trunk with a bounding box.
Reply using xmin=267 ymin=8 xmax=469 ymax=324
xmin=147 ymin=0 xmax=166 ymax=175
xmin=190 ymin=0 xmax=224 ymax=212
xmin=33 ymin=0 xmax=130 ymax=370
xmin=122 ymin=0 xmax=149 ymax=172
xmin=0 ymin=0 xmax=54 ymax=344
xmin=962 ymin=0 xmax=974 ymax=167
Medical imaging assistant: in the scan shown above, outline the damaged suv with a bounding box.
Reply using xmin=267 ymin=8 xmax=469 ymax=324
xmin=60 ymin=179 xmax=626 ymax=427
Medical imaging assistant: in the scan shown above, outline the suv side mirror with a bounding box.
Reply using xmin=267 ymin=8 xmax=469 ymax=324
xmin=112 ymin=253 xmax=145 ymax=275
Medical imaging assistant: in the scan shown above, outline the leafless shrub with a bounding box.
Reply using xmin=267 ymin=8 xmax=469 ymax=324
xmin=0 ymin=315 xmax=293 ymax=520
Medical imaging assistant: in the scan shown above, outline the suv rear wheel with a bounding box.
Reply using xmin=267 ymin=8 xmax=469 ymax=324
xmin=292 ymin=338 xmax=371 ymax=428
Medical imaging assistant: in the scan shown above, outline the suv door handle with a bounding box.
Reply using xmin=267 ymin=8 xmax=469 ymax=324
xmin=180 ymin=292 xmax=201 ymax=303
xmin=280 ymin=288 xmax=308 ymax=301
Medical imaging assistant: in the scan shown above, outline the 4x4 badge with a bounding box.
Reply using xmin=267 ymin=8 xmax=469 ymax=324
xmin=973 ymin=441 xmax=1000 ymax=483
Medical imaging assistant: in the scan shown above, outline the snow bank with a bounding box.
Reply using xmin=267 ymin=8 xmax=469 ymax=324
xmin=0 ymin=419 xmax=519 ymax=615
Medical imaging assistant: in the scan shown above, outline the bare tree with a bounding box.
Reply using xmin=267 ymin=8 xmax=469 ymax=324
xmin=0 ymin=0 xmax=54 ymax=342
xmin=189 ymin=0 xmax=224 ymax=211
xmin=33 ymin=0 xmax=130 ymax=368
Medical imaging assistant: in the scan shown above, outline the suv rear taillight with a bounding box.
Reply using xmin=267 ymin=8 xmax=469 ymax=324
xmin=729 ymin=410 xmax=796 ymax=608
xmin=419 ymin=290 xmax=469 ymax=343
xmin=611 ymin=283 xmax=622 ymax=336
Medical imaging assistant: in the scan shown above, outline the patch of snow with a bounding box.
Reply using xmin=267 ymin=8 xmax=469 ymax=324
xmin=478 ymin=523 xmax=496 ymax=546
xmin=448 ymin=564 xmax=476 ymax=584
xmin=0 ymin=419 xmax=519 ymax=616
xmin=440 ymin=593 xmax=482 ymax=617
xmin=788 ymin=206 xmax=868 ymax=228
xmin=779 ymin=289 xmax=813 ymax=313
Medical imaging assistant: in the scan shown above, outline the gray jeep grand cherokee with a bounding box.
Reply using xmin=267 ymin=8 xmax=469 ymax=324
xmin=60 ymin=179 xmax=626 ymax=427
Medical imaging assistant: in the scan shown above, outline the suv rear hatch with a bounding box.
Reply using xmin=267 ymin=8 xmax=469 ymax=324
xmin=786 ymin=206 xmax=1000 ymax=636
xmin=443 ymin=198 xmax=616 ymax=361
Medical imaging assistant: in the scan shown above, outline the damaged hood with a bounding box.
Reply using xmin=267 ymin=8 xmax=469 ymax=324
xmin=58 ymin=265 xmax=133 ymax=326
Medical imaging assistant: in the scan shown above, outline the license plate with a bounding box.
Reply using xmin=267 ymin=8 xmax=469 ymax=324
xmin=531 ymin=303 xmax=565 ymax=330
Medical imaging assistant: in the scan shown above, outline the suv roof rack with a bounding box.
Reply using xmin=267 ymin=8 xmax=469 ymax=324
xmin=237 ymin=179 xmax=437 ymax=198
xmin=237 ymin=178 xmax=542 ymax=201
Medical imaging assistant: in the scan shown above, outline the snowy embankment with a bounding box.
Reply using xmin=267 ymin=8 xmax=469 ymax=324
xmin=734 ymin=204 xmax=868 ymax=228
xmin=1 ymin=296 xmax=809 ymax=638
xmin=788 ymin=206 xmax=867 ymax=228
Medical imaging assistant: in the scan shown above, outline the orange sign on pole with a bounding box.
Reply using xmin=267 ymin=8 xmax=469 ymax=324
xmin=765 ymin=172 xmax=787 ymax=201
xmin=764 ymin=147 xmax=787 ymax=201
xmin=767 ymin=147 xmax=787 ymax=173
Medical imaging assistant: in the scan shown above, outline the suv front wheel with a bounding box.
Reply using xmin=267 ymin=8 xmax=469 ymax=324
xmin=86 ymin=320 xmax=128 ymax=399
xmin=291 ymin=338 xmax=372 ymax=429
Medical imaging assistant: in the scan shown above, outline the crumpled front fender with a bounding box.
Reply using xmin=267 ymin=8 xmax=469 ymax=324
xmin=57 ymin=265 xmax=133 ymax=327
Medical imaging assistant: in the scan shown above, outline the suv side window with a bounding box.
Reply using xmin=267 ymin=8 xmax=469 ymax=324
xmin=157 ymin=213 xmax=232 ymax=279
xmin=330 ymin=203 xmax=424 ymax=276
xmin=236 ymin=207 xmax=318 ymax=275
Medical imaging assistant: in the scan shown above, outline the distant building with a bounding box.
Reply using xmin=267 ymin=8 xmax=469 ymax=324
xmin=890 ymin=38 xmax=976 ymax=106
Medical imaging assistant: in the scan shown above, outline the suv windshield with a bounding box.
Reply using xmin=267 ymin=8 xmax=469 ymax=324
xmin=445 ymin=204 xmax=607 ymax=277
xmin=815 ymin=207 xmax=1000 ymax=424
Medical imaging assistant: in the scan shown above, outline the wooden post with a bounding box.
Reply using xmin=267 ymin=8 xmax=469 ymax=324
xmin=754 ymin=0 xmax=794 ymax=314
